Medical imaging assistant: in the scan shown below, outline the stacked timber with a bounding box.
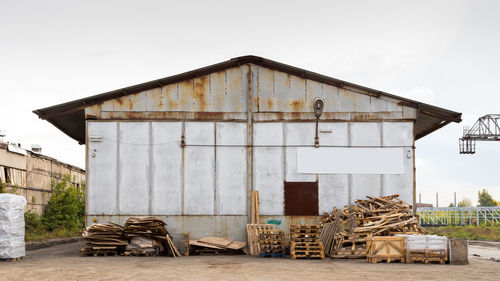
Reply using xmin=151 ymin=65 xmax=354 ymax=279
xmin=258 ymin=230 xmax=286 ymax=258
xmin=81 ymin=223 xmax=127 ymax=256
xmin=289 ymin=224 xmax=325 ymax=260
xmin=123 ymin=217 xmax=180 ymax=257
xmin=320 ymin=194 xmax=426 ymax=258
xmin=188 ymin=236 xmax=246 ymax=255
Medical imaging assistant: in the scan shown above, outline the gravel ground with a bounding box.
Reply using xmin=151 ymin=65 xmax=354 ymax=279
xmin=0 ymin=242 xmax=499 ymax=281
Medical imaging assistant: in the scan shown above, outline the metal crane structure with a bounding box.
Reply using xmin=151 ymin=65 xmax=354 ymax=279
xmin=459 ymin=114 xmax=500 ymax=154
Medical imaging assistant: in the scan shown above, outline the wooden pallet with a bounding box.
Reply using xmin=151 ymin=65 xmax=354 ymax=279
xmin=290 ymin=241 xmax=325 ymax=260
xmin=291 ymin=253 xmax=325 ymax=260
xmin=247 ymin=224 xmax=275 ymax=255
xmin=260 ymin=252 xmax=286 ymax=258
xmin=0 ymin=256 xmax=24 ymax=262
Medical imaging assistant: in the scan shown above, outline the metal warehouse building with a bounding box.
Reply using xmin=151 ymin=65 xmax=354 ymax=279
xmin=34 ymin=56 xmax=461 ymax=246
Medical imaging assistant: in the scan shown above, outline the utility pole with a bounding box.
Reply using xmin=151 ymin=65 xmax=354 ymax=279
xmin=419 ymin=193 xmax=421 ymax=204
xmin=436 ymin=193 xmax=439 ymax=208
xmin=454 ymin=192 xmax=457 ymax=207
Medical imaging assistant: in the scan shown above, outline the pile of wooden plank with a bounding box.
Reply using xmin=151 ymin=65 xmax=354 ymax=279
xmin=123 ymin=217 xmax=180 ymax=257
xmin=80 ymin=223 xmax=127 ymax=256
xmin=289 ymin=224 xmax=325 ymax=260
xmin=320 ymin=194 xmax=426 ymax=259
xmin=258 ymin=230 xmax=286 ymax=258
xmin=188 ymin=237 xmax=246 ymax=255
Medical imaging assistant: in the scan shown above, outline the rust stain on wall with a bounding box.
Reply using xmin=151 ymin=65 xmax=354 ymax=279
xmin=290 ymin=100 xmax=304 ymax=112
xmin=195 ymin=76 xmax=209 ymax=111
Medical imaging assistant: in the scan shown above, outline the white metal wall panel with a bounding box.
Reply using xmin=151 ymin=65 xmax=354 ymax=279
xmin=87 ymin=121 xmax=118 ymax=214
xmin=273 ymin=71 xmax=289 ymax=111
xmin=305 ymin=80 xmax=322 ymax=112
xmin=185 ymin=122 xmax=215 ymax=215
xmin=318 ymin=122 xmax=349 ymax=146
xmin=353 ymin=92 xmax=372 ymax=112
xmin=338 ymin=89 xmax=355 ymax=112
xmin=151 ymin=122 xmax=182 ymax=215
xmin=350 ymin=122 xmax=381 ymax=146
xmin=186 ymin=122 xmax=215 ymax=145
xmin=254 ymin=147 xmax=284 ymax=215
xmin=216 ymin=122 xmax=247 ymax=215
xmin=323 ymin=84 xmax=340 ymax=112
xmin=216 ymin=122 xmax=246 ymax=145
xmin=382 ymin=122 xmax=413 ymax=146
xmin=285 ymin=123 xmax=315 ymax=182
xmin=383 ymin=151 xmax=413 ymax=203
xmin=226 ymin=67 xmax=246 ymax=112
xmin=216 ymin=147 xmax=246 ymax=215
xmin=254 ymin=122 xmax=284 ymax=215
xmin=319 ymin=174 xmax=349 ymax=212
xmin=118 ymin=122 xmax=150 ymax=215
xmin=289 ymin=75 xmax=307 ymax=111
xmin=351 ymin=174 xmax=381 ymax=204
xmin=254 ymin=123 xmax=283 ymax=146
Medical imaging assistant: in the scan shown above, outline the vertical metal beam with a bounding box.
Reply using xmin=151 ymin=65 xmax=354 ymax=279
xmin=246 ymin=64 xmax=253 ymax=222
xmin=148 ymin=121 xmax=153 ymax=214
xmin=84 ymin=120 xmax=89 ymax=225
xmin=412 ymin=121 xmax=416 ymax=214
xmin=116 ymin=122 xmax=120 ymax=215
xmin=214 ymin=122 xmax=217 ymax=215
xmin=181 ymin=119 xmax=185 ymax=216
xmin=347 ymin=122 xmax=352 ymax=207
xmin=379 ymin=122 xmax=384 ymax=197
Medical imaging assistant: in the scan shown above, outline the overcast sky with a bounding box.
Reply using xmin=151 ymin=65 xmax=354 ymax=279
xmin=1 ymin=0 xmax=498 ymax=206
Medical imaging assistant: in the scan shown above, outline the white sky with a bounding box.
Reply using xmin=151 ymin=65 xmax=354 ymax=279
xmin=1 ymin=0 xmax=498 ymax=206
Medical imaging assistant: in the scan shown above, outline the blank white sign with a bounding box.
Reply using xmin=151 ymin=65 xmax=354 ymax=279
xmin=297 ymin=147 xmax=405 ymax=174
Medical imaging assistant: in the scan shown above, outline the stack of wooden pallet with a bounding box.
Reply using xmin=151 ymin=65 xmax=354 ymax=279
xmin=289 ymin=224 xmax=325 ymax=260
xmin=246 ymin=224 xmax=275 ymax=255
xmin=320 ymin=194 xmax=426 ymax=259
xmin=80 ymin=223 xmax=127 ymax=256
xmin=123 ymin=217 xmax=180 ymax=257
xmin=258 ymin=230 xmax=285 ymax=258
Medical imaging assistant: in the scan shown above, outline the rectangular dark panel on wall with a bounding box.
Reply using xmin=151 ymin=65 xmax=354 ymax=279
xmin=284 ymin=181 xmax=318 ymax=215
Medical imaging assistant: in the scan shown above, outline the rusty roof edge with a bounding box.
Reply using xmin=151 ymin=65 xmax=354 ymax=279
xmin=33 ymin=55 xmax=462 ymax=122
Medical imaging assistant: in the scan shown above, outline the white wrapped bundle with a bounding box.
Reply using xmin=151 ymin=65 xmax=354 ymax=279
xmin=398 ymin=234 xmax=447 ymax=251
xmin=0 ymin=194 xmax=27 ymax=259
xmin=426 ymin=235 xmax=447 ymax=250
xmin=405 ymin=235 xmax=427 ymax=251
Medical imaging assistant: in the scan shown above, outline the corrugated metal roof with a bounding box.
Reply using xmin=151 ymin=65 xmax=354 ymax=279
xmin=33 ymin=55 xmax=461 ymax=144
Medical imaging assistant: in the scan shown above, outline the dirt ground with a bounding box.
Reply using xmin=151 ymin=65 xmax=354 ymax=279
xmin=1 ymin=242 xmax=499 ymax=281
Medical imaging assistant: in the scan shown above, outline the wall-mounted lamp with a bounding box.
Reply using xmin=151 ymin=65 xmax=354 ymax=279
xmin=313 ymin=97 xmax=325 ymax=148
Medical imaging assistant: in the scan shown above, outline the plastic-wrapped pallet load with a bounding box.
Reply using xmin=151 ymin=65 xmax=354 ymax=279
xmin=396 ymin=234 xmax=448 ymax=264
xmin=0 ymin=194 xmax=27 ymax=259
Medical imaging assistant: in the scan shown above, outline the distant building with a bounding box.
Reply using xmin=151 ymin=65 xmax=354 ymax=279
xmin=0 ymin=141 xmax=85 ymax=215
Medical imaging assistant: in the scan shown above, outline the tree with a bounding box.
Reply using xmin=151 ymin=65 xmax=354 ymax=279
xmin=458 ymin=198 xmax=472 ymax=207
xmin=448 ymin=203 xmax=455 ymax=207
xmin=478 ymin=189 xmax=497 ymax=207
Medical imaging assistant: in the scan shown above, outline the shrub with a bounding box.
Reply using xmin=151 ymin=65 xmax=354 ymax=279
xmin=24 ymin=210 xmax=44 ymax=233
xmin=41 ymin=175 xmax=85 ymax=232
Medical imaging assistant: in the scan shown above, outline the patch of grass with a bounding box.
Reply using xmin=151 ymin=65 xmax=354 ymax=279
xmin=25 ymin=228 xmax=80 ymax=242
xmin=425 ymin=224 xmax=500 ymax=241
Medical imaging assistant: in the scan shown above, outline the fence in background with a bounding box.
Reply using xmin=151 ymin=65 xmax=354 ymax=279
xmin=417 ymin=207 xmax=500 ymax=226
